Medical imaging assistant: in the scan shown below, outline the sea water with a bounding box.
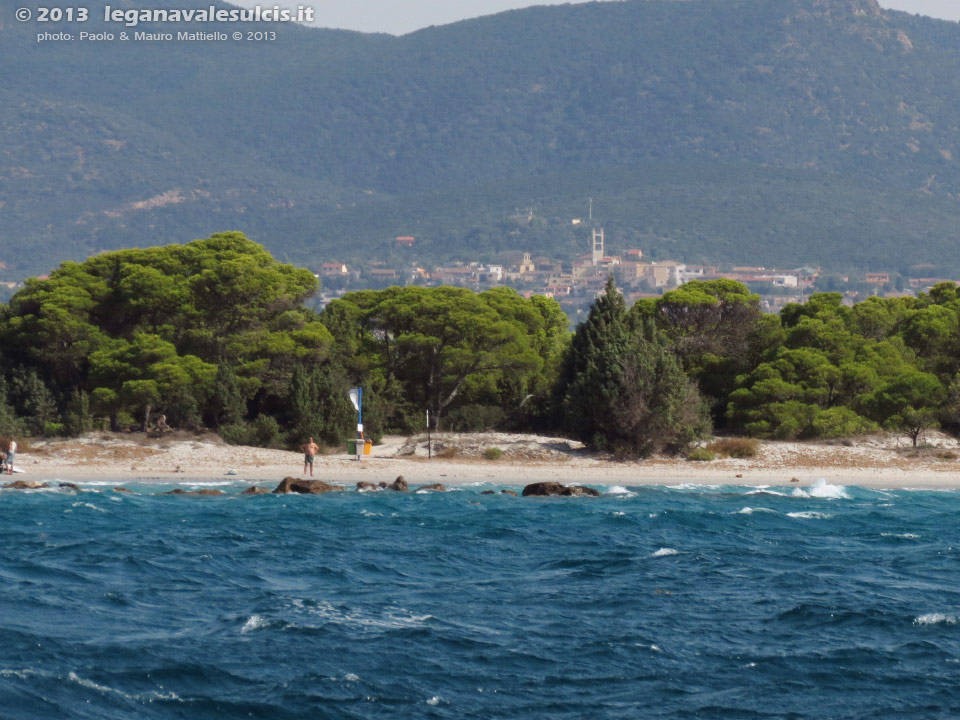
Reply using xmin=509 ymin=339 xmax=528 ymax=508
xmin=2 ymin=479 xmax=960 ymax=718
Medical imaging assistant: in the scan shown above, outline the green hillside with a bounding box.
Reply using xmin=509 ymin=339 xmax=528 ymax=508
xmin=3 ymin=0 xmax=960 ymax=277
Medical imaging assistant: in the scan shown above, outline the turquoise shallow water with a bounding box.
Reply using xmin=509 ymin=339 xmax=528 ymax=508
xmin=2 ymin=480 xmax=960 ymax=719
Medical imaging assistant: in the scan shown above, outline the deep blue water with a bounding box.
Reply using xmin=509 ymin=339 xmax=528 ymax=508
xmin=2 ymin=479 xmax=960 ymax=719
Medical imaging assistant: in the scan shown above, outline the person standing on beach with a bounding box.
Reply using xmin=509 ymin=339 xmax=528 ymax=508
xmin=6 ymin=439 xmax=16 ymax=474
xmin=300 ymin=437 xmax=319 ymax=476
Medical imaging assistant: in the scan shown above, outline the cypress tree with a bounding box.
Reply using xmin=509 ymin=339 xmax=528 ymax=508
xmin=287 ymin=363 xmax=354 ymax=447
xmin=560 ymin=277 xmax=709 ymax=455
xmin=614 ymin=320 xmax=710 ymax=456
xmin=209 ymin=364 xmax=246 ymax=428
xmin=560 ymin=276 xmax=630 ymax=449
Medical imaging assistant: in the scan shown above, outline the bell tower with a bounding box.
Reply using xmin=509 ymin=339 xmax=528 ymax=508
xmin=591 ymin=227 xmax=604 ymax=265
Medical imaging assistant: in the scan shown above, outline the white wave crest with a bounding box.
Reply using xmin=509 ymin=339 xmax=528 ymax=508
xmin=881 ymin=532 xmax=921 ymax=539
xmin=746 ymin=488 xmax=788 ymax=497
xmin=240 ymin=615 xmax=269 ymax=634
xmin=915 ymin=613 xmax=958 ymax=625
xmin=360 ymin=509 xmax=383 ymax=517
xmin=293 ymin=600 xmax=432 ymax=630
xmin=68 ymin=671 xmax=180 ymax=702
xmin=651 ymin=548 xmax=679 ymax=557
xmin=792 ymin=478 xmax=850 ymax=500
xmin=605 ymin=486 xmax=636 ymax=497
xmin=426 ymin=696 xmax=441 ymax=705
xmin=736 ymin=507 xmax=777 ymax=515
xmin=787 ymin=511 xmax=833 ymax=520
xmin=344 ymin=673 xmax=360 ymax=682
xmin=71 ymin=502 xmax=107 ymax=513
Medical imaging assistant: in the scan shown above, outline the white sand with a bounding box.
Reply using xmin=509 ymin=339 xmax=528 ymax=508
xmin=9 ymin=431 xmax=960 ymax=490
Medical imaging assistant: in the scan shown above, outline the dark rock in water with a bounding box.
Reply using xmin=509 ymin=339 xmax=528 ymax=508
xmin=3 ymin=480 xmax=50 ymax=490
xmin=273 ymin=477 xmax=299 ymax=494
xmin=164 ymin=488 xmax=224 ymax=496
xmin=417 ymin=483 xmax=447 ymax=492
xmin=357 ymin=481 xmax=382 ymax=492
xmin=59 ymin=482 xmax=81 ymax=493
xmin=273 ymin=477 xmax=345 ymax=494
xmin=501 ymin=489 xmax=519 ymax=497
xmin=241 ymin=485 xmax=270 ymax=495
xmin=292 ymin=480 xmax=345 ymax=494
xmin=481 ymin=490 xmax=496 ymax=495
xmin=522 ymin=482 xmax=565 ymax=496
xmin=386 ymin=475 xmax=408 ymax=492
xmin=521 ymin=482 xmax=565 ymax=497
xmin=521 ymin=482 xmax=599 ymax=497
xmin=112 ymin=487 xmax=132 ymax=493
xmin=564 ymin=485 xmax=601 ymax=497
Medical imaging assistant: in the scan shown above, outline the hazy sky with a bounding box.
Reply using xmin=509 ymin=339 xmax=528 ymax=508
xmin=282 ymin=0 xmax=960 ymax=35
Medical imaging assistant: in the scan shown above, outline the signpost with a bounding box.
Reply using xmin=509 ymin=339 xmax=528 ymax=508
xmin=349 ymin=388 xmax=363 ymax=461
xmin=426 ymin=409 xmax=431 ymax=459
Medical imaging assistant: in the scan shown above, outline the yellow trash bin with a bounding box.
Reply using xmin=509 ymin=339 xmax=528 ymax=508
xmin=363 ymin=441 xmax=373 ymax=455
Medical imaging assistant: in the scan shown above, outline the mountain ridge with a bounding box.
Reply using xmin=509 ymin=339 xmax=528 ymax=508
xmin=2 ymin=0 xmax=960 ymax=277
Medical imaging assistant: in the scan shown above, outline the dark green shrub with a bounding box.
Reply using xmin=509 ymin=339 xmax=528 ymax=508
xmin=43 ymin=422 xmax=65 ymax=437
xmin=445 ymin=405 xmax=507 ymax=432
xmin=706 ymin=437 xmax=760 ymax=459
xmin=252 ymin=414 xmax=283 ymax=448
xmin=219 ymin=421 xmax=254 ymax=446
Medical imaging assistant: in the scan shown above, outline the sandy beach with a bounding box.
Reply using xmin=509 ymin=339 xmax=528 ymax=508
xmin=5 ymin=430 xmax=960 ymax=490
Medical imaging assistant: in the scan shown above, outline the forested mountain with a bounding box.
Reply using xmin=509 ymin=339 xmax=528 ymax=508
xmin=3 ymin=0 xmax=960 ymax=277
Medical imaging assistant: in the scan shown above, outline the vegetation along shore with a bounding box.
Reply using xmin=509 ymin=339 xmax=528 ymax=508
xmin=1 ymin=232 xmax=959 ymax=475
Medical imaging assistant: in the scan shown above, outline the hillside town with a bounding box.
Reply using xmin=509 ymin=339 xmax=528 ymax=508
xmin=313 ymin=228 xmax=956 ymax=320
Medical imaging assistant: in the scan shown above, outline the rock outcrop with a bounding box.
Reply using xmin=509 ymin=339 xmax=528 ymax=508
xmin=58 ymin=482 xmax=81 ymax=493
xmin=273 ymin=477 xmax=345 ymax=494
xmin=357 ymin=481 xmax=382 ymax=492
xmin=112 ymin=487 xmax=132 ymax=493
xmin=241 ymin=485 xmax=271 ymax=495
xmin=521 ymin=482 xmax=600 ymax=497
xmin=3 ymin=480 xmax=50 ymax=490
xmin=380 ymin=476 xmax=408 ymax=492
xmin=416 ymin=483 xmax=447 ymax=492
